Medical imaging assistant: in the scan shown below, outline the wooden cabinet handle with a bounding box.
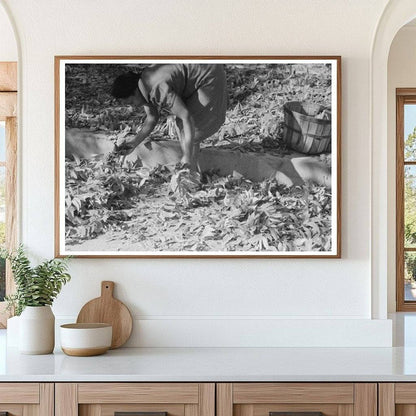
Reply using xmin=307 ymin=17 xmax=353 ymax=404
xmin=115 ymin=413 xmax=167 ymax=416
xmin=270 ymin=413 xmax=324 ymax=416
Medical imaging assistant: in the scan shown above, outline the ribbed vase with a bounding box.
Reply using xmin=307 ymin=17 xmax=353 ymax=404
xmin=19 ymin=306 xmax=55 ymax=354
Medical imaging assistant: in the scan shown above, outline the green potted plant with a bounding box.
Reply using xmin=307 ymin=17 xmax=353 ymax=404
xmin=1 ymin=245 xmax=71 ymax=354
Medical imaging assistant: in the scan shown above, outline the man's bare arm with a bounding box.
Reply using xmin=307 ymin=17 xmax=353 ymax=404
xmin=116 ymin=105 xmax=159 ymax=154
xmin=169 ymin=96 xmax=195 ymax=165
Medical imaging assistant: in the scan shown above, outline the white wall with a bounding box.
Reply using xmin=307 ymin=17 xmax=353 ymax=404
xmin=0 ymin=0 xmax=393 ymax=346
xmin=0 ymin=3 xmax=17 ymax=61
xmin=387 ymin=25 xmax=416 ymax=312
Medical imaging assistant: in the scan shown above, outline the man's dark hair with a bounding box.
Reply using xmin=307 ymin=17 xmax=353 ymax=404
xmin=110 ymin=71 xmax=140 ymax=98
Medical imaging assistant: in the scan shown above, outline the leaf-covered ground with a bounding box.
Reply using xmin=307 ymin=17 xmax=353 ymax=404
xmin=65 ymin=63 xmax=333 ymax=252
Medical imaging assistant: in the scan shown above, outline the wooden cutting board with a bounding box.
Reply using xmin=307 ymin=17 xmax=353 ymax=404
xmin=76 ymin=281 xmax=133 ymax=349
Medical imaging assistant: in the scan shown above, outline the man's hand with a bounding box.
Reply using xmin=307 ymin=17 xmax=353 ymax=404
xmin=114 ymin=105 xmax=159 ymax=155
xmin=180 ymin=155 xmax=191 ymax=166
xmin=114 ymin=134 xmax=141 ymax=155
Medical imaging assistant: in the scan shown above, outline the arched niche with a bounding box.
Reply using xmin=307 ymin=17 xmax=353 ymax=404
xmin=371 ymin=0 xmax=416 ymax=319
xmin=0 ymin=0 xmax=19 ymax=328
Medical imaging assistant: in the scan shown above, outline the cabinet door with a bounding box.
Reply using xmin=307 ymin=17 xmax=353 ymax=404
xmin=379 ymin=383 xmax=416 ymax=416
xmin=56 ymin=383 xmax=215 ymax=416
xmin=217 ymin=383 xmax=377 ymax=416
xmin=0 ymin=383 xmax=53 ymax=416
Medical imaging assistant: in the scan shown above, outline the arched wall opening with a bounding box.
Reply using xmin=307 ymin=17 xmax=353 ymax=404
xmin=371 ymin=0 xmax=416 ymax=319
xmin=387 ymin=19 xmax=416 ymax=313
xmin=0 ymin=0 xmax=21 ymax=328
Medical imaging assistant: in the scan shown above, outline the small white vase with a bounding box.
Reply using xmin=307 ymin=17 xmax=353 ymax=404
xmin=19 ymin=306 xmax=55 ymax=354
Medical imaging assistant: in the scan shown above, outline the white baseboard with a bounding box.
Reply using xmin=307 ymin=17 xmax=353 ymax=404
xmin=56 ymin=317 xmax=392 ymax=347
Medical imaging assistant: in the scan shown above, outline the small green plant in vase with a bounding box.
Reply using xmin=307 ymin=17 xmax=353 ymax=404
xmin=1 ymin=245 xmax=71 ymax=354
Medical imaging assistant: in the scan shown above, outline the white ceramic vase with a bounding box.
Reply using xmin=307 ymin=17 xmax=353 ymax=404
xmin=19 ymin=306 xmax=55 ymax=354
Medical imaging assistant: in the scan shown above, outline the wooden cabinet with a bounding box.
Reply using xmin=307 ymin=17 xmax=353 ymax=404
xmin=0 ymin=383 xmax=53 ymax=416
xmin=217 ymin=383 xmax=377 ymax=416
xmin=55 ymin=383 xmax=215 ymax=416
xmin=0 ymin=381 xmax=387 ymax=416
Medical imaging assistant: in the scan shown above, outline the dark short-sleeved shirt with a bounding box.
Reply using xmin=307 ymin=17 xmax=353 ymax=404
xmin=138 ymin=64 xmax=227 ymax=140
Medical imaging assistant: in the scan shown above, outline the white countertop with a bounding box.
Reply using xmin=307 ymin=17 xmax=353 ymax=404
xmin=1 ymin=328 xmax=416 ymax=382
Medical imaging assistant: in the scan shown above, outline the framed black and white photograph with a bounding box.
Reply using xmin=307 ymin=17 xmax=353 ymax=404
xmin=55 ymin=56 xmax=341 ymax=258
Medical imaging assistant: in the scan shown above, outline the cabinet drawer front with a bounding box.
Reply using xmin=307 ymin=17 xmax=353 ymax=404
xmin=59 ymin=383 xmax=214 ymax=416
xmin=0 ymin=383 xmax=39 ymax=404
xmin=395 ymin=384 xmax=416 ymax=404
xmin=218 ymin=384 xmax=376 ymax=416
xmin=233 ymin=384 xmax=354 ymax=404
xmin=78 ymin=383 xmax=200 ymax=404
xmin=0 ymin=384 xmax=53 ymax=416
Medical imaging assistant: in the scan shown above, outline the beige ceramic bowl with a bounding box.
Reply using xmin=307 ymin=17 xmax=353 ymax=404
xmin=60 ymin=323 xmax=112 ymax=356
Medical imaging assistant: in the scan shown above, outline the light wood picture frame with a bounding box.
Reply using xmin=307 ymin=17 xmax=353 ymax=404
xmin=55 ymin=56 xmax=341 ymax=258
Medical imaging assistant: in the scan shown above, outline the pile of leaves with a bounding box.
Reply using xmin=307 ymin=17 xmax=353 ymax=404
xmin=65 ymin=63 xmax=333 ymax=252
xmin=66 ymin=155 xmax=331 ymax=252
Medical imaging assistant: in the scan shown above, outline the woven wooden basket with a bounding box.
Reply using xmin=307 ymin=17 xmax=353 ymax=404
xmin=283 ymin=101 xmax=332 ymax=154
